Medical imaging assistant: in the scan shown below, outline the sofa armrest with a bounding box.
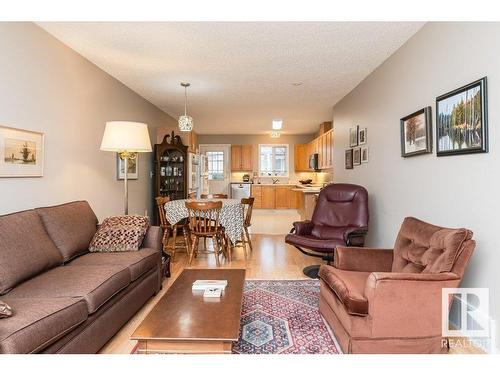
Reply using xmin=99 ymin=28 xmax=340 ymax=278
xmin=141 ymin=226 xmax=163 ymax=254
xmin=364 ymin=272 xmax=461 ymax=338
xmin=141 ymin=225 xmax=164 ymax=292
xmin=291 ymin=220 xmax=314 ymax=236
xmin=334 ymin=247 xmax=394 ymax=272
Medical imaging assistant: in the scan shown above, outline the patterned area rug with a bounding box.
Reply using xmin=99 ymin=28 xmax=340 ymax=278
xmin=232 ymin=280 xmax=340 ymax=354
xmin=130 ymin=279 xmax=340 ymax=354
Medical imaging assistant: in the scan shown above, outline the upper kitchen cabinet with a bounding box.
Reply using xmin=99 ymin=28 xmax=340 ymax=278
xmin=187 ymin=131 xmax=198 ymax=153
xmin=231 ymin=144 xmax=253 ymax=171
xmin=294 ymin=144 xmax=310 ymax=172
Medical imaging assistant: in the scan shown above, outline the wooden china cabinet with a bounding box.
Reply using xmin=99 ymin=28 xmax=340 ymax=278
xmin=153 ymin=131 xmax=188 ymax=225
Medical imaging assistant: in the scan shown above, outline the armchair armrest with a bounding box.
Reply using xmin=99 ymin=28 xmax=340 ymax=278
xmin=345 ymin=228 xmax=368 ymax=246
xmin=364 ymin=272 xmax=461 ymax=338
xmin=334 ymin=246 xmax=394 ymax=272
xmin=291 ymin=220 xmax=314 ymax=236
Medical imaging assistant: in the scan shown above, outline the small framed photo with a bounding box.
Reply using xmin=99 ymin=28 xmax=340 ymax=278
xmin=358 ymin=127 xmax=367 ymax=145
xmin=400 ymin=107 xmax=432 ymax=157
xmin=349 ymin=126 xmax=359 ymax=147
xmin=361 ymin=146 xmax=369 ymax=163
xmin=345 ymin=149 xmax=353 ymax=169
xmin=0 ymin=125 xmax=44 ymax=177
xmin=353 ymin=147 xmax=361 ymax=166
xmin=117 ymin=153 xmax=138 ymax=180
xmin=436 ymin=77 xmax=488 ymax=156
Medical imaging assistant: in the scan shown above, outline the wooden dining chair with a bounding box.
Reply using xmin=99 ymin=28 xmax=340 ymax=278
xmin=155 ymin=196 xmax=190 ymax=262
xmin=240 ymin=197 xmax=255 ymax=251
xmin=185 ymin=200 xmax=226 ymax=266
xmin=201 ymin=193 xmax=228 ymax=199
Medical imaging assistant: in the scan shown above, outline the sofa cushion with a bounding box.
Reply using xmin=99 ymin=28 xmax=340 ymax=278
xmin=37 ymin=201 xmax=98 ymax=262
xmin=392 ymin=217 xmax=472 ymax=274
xmin=0 ymin=210 xmax=63 ymax=294
xmin=0 ymin=297 xmax=87 ymax=353
xmin=318 ymin=265 xmax=370 ymax=316
xmin=69 ymin=248 xmax=159 ymax=281
xmin=8 ymin=266 xmax=130 ymax=314
xmin=89 ymin=215 xmax=149 ymax=252
xmin=0 ymin=299 xmax=13 ymax=318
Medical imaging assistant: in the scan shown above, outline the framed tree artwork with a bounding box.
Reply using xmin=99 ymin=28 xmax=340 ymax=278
xmin=358 ymin=127 xmax=367 ymax=145
xmin=361 ymin=146 xmax=369 ymax=163
xmin=349 ymin=126 xmax=359 ymax=147
xmin=436 ymin=77 xmax=488 ymax=156
xmin=400 ymin=107 xmax=432 ymax=157
xmin=353 ymin=147 xmax=361 ymax=166
xmin=345 ymin=149 xmax=353 ymax=169
xmin=117 ymin=152 xmax=139 ymax=180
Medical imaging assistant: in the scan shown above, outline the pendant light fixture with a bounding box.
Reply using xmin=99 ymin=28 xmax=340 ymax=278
xmin=178 ymin=82 xmax=194 ymax=132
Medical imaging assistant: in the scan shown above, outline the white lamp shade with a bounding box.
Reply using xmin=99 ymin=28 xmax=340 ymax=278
xmin=100 ymin=121 xmax=152 ymax=152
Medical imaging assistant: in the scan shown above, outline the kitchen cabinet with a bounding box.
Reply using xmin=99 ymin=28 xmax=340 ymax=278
xmin=294 ymin=144 xmax=310 ymax=172
xmin=251 ymin=185 xmax=262 ymax=208
xmin=250 ymin=185 xmax=300 ymax=209
xmin=231 ymin=144 xmax=253 ymax=171
xmin=289 ymin=189 xmax=301 ymax=209
xmin=261 ymin=186 xmax=276 ymax=209
xmin=275 ymin=186 xmax=290 ymax=209
xmin=306 ymin=129 xmax=333 ymax=171
xmin=187 ymin=131 xmax=198 ymax=153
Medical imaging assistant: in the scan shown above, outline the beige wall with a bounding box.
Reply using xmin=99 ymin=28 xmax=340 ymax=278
xmin=332 ymin=22 xmax=499 ymax=347
xmin=197 ymin=133 xmax=333 ymax=183
xmin=0 ymin=22 xmax=175 ymax=219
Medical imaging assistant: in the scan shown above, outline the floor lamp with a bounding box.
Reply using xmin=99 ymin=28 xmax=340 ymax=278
xmin=100 ymin=121 xmax=152 ymax=215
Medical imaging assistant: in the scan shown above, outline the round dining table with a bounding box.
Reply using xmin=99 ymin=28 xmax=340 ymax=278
xmin=164 ymin=198 xmax=244 ymax=244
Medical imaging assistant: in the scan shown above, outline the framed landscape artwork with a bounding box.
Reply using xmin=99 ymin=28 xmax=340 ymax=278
xmin=400 ymin=107 xmax=432 ymax=157
xmin=345 ymin=149 xmax=353 ymax=169
xmin=117 ymin=153 xmax=139 ymax=180
xmin=353 ymin=147 xmax=361 ymax=166
xmin=349 ymin=126 xmax=359 ymax=147
xmin=0 ymin=125 xmax=44 ymax=177
xmin=436 ymin=77 xmax=488 ymax=156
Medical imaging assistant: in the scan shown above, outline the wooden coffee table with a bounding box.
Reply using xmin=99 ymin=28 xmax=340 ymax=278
xmin=132 ymin=268 xmax=246 ymax=354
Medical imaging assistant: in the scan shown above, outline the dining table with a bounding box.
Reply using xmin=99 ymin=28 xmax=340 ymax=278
xmin=164 ymin=198 xmax=244 ymax=245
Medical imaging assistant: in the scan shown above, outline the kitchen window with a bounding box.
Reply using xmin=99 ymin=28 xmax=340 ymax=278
xmin=258 ymin=144 xmax=289 ymax=177
xmin=206 ymin=151 xmax=224 ymax=180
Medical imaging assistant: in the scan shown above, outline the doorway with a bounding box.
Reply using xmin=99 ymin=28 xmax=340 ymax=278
xmin=199 ymin=144 xmax=231 ymax=196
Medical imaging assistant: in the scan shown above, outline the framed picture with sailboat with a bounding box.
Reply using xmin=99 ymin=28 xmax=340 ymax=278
xmin=0 ymin=125 xmax=44 ymax=177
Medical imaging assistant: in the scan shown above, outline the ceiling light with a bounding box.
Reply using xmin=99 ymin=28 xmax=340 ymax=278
xmin=270 ymin=131 xmax=281 ymax=138
xmin=178 ymin=82 xmax=193 ymax=132
xmin=272 ymin=119 xmax=283 ymax=130
xmin=292 ymin=82 xmax=303 ymax=86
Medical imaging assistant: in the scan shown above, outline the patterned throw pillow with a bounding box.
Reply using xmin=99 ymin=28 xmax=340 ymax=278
xmin=89 ymin=215 xmax=149 ymax=252
xmin=0 ymin=300 xmax=13 ymax=318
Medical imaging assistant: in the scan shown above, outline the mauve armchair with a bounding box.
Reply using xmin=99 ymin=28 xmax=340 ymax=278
xmin=318 ymin=217 xmax=476 ymax=353
xmin=285 ymin=183 xmax=369 ymax=278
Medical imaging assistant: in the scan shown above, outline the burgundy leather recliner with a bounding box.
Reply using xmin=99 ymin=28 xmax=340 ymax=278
xmin=285 ymin=183 xmax=369 ymax=278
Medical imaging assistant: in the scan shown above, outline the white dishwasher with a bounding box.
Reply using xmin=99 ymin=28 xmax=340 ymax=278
xmin=230 ymin=183 xmax=251 ymax=199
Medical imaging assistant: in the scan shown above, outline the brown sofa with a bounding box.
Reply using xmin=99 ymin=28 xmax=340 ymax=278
xmin=0 ymin=201 xmax=163 ymax=354
xmin=319 ymin=217 xmax=475 ymax=354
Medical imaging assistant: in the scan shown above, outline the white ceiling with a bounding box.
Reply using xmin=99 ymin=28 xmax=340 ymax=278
xmin=38 ymin=22 xmax=423 ymax=135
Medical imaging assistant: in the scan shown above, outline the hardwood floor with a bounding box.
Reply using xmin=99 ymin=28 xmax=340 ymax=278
xmin=100 ymin=231 xmax=481 ymax=354
xmin=100 ymin=234 xmax=318 ymax=354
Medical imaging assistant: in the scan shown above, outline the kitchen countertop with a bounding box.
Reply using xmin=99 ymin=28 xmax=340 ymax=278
xmin=230 ymin=181 xmax=322 ymax=193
